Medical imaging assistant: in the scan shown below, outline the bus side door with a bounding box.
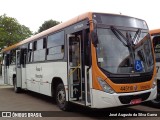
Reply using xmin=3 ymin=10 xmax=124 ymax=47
xmin=15 ymin=49 xmax=27 ymax=89
xmin=4 ymin=54 xmax=9 ymax=84
xmin=67 ymin=29 xmax=91 ymax=106
xmin=16 ymin=50 xmax=22 ymax=88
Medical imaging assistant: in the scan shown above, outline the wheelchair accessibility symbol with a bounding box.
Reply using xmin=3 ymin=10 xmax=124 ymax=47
xmin=134 ymin=60 xmax=143 ymax=72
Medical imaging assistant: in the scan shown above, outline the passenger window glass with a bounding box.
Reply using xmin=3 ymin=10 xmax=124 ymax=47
xmin=47 ymin=31 xmax=64 ymax=60
xmin=28 ymin=43 xmax=33 ymax=63
xmin=37 ymin=39 xmax=43 ymax=50
xmin=33 ymin=38 xmax=46 ymax=62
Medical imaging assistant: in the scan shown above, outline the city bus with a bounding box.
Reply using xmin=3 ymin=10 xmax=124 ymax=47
xmin=1 ymin=12 xmax=157 ymax=110
xmin=149 ymin=29 xmax=160 ymax=105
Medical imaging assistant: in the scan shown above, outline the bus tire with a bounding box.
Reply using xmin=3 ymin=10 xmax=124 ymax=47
xmin=56 ymin=83 xmax=70 ymax=111
xmin=13 ymin=77 xmax=21 ymax=93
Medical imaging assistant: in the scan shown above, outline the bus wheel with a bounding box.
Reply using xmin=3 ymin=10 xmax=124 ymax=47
xmin=56 ymin=83 xmax=69 ymax=111
xmin=13 ymin=77 xmax=21 ymax=93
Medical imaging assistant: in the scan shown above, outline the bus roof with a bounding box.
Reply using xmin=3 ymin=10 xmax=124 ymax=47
xmin=150 ymin=29 xmax=160 ymax=36
xmin=2 ymin=12 xmax=93 ymax=53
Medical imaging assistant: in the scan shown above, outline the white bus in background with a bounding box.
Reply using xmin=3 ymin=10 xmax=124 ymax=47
xmin=150 ymin=29 xmax=160 ymax=106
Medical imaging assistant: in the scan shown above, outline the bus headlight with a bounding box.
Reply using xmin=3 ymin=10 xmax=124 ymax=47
xmin=97 ymin=77 xmax=115 ymax=94
xmin=152 ymin=77 xmax=157 ymax=89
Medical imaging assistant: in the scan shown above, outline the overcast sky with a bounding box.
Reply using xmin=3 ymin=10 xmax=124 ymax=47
xmin=0 ymin=0 xmax=159 ymax=32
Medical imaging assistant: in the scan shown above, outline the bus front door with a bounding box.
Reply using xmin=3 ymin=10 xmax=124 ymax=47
xmin=67 ymin=31 xmax=91 ymax=106
xmin=68 ymin=35 xmax=82 ymax=103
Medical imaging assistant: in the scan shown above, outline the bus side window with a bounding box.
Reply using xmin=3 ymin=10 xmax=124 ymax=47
xmin=28 ymin=43 xmax=33 ymax=63
xmin=10 ymin=50 xmax=16 ymax=65
xmin=34 ymin=38 xmax=46 ymax=62
xmin=47 ymin=31 xmax=64 ymax=60
xmin=33 ymin=41 xmax=37 ymax=51
xmin=43 ymin=38 xmax=47 ymax=49
xmin=21 ymin=48 xmax=27 ymax=67
xmin=69 ymin=36 xmax=80 ymax=66
xmin=4 ymin=54 xmax=10 ymax=66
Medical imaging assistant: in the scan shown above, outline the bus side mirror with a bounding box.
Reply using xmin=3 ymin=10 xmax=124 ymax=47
xmin=91 ymin=30 xmax=98 ymax=47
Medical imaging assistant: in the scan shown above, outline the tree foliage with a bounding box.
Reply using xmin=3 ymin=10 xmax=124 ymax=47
xmin=37 ymin=19 xmax=60 ymax=33
xmin=0 ymin=14 xmax=32 ymax=50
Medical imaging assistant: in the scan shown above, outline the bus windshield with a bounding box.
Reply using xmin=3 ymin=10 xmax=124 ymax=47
xmin=96 ymin=27 xmax=154 ymax=74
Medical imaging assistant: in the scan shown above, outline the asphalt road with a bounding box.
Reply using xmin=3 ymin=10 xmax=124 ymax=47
xmin=0 ymin=77 xmax=160 ymax=120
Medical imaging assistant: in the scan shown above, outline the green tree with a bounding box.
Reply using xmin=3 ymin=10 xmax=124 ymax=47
xmin=0 ymin=14 xmax=32 ymax=50
xmin=37 ymin=19 xmax=60 ymax=33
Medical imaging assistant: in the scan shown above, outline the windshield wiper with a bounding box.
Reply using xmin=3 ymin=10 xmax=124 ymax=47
xmin=132 ymin=29 xmax=141 ymax=44
xmin=110 ymin=26 xmax=128 ymax=47
xmin=110 ymin=26 xmax=135 ymax=70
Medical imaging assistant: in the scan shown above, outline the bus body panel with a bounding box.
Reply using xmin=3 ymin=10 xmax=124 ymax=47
xmin=21 ymin=66 xmax=27 ymax=89
xmin=26 ymin=62 xmax=67 ymax=96
xmin=8 ymin=65 xmax=15 ymax=85
xmin=3 ymin=65 xmax=16 ymax=86
xmin=4 ymin=67 xmax=9 ymax=84
xmin=91 ymin=87 xmax=157 ymax=108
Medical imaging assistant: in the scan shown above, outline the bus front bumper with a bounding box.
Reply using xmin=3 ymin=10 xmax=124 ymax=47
xmin=91 ymin=87 xmax=157 ymax=108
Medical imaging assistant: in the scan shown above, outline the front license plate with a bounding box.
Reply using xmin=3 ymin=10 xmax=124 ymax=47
xmin=130 ymin=98 xmax=142 ymax=105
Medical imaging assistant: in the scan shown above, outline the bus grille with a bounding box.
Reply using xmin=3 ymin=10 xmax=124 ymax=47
xmin=118 ymin=92 xmax=150 ymax=104
xmin=110 ymin=75 xmax=152 ymax=84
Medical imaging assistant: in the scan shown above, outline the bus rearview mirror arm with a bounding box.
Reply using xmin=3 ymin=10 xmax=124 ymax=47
xmin=91 ymin=30 xmax=98 ymax=47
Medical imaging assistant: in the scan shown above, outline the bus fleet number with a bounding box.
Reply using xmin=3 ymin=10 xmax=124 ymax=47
xmin=120 ymin=86 xmax=134 ymax=92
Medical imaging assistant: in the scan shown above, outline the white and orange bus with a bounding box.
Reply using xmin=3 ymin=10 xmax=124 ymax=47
xmin=150 ymin=29 xmax=160 ymax=105
xmin=1 ymin=12 xmax=157 ymax=110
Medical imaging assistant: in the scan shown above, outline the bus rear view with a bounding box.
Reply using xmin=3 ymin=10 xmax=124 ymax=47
xmin=90 ymin=13 xmax=157 ymax=108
